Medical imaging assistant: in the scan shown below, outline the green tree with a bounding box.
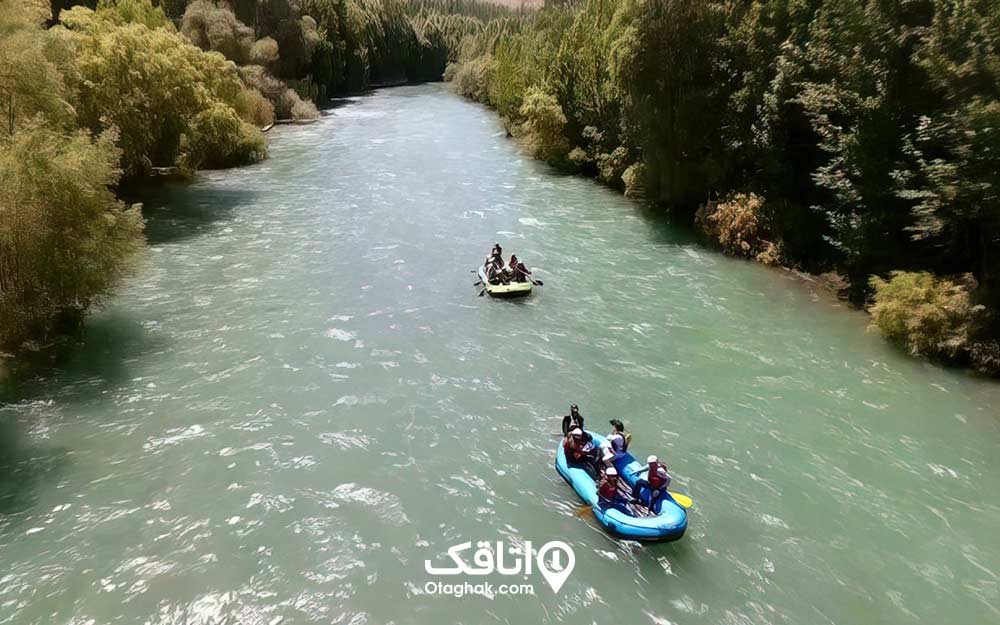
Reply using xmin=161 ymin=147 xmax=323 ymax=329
xmin=59 ymin=2 xmax=267 ymax=176
xmin=611 ymin=0 xmax=730 ymax=207
xmin=0 ymin=123 xmax=144 ymax=350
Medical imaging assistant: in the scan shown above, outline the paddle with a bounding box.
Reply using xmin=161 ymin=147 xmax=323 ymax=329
xmin=668 ymin=492 xmax=693 ymax=508
xmin=478 ymin=288 xmax=486 ymax=297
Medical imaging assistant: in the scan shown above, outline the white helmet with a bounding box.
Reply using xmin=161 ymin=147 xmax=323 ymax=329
xmin=647 ymin=455 xmax=658 ymax=464
xmin=570 ymin=428 xmax=584 ymax=437
xmin=605 ymin=467 xmax=618 ymax=476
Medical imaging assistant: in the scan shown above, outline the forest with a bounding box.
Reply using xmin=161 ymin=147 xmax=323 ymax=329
xmin=2 ymin=0 xmax=1000 ymax=376
xmin=445 ymin=0 xmax=1000 ymax=375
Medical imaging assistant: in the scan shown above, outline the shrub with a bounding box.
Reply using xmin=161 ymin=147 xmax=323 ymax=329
xmin=622 ymin=162 xmax=646 ymax=199
xmin=180 ymin=0 xmax=254 ymax=65
xmin=61 ymin=4 xmax=269 ymax=176
xmin=969 ymin=339 xmax=1000 ymax=376
xmin=239 ymin=64 xmax=319 ymax=120
xmin=233 ymin=88 xmax=276 ymax=128
xmin=700 ymin=192 xmax=782 ymax=265
xmin=449 ymin=55 xmax=495 ymax=103
xmin=869 ymin=272 xmax=979 ymax=361
xmin=517 ymin=86 xmax=571 ymax=166
xmin=290 ymin=96 xmax=320 ymax=121
xmin=0 ymin=124 xmax=144 ymax=350
xmin=94 ymin=0 xmax=171 ymax=29
xmin=250 ymin=36 xmax=280 ymax=70
xmin=188 ymin=102 xmax=267 ymax=169
xmin=596 ymin=146 xmax=629 ymax=186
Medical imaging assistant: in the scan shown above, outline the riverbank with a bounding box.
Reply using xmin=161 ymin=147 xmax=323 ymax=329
xmin=1 ymin=0 xmax=471 ymax=360
xmin=441 ymin=0 xmax=1000 ymax=377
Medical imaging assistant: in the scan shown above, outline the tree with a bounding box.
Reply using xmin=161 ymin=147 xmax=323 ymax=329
xmin=0 ymin=123 xmax=144 ymax=350
xmin=0 ymin=0 xmax=74 ymax=135
xmin=181 ymin=0 xmax=256 ymax=65
xmin=611 ymin=0 xmax=730 ymax=208
xmin=59 ymin=2 xmax=267 ymax=176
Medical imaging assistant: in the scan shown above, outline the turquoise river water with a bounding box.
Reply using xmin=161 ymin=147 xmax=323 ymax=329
xmin=1 ymin=85 xmax=999 ymax=625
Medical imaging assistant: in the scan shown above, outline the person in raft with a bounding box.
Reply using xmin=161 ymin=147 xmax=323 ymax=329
xmin=564 ymin=428 xmax=600 ymax=479
xmin=597 ymin=466 xmax=629 ymax=512
xmin=606 ymin=419 xmax=630 ymax=460
xmin=486 ymin=259 xmax=509 ymax=285
xmin=507 ymin=254 xmax=532 ymax=283
xmin=631 ymin=455 xmax=671 ymax=509
xmin=488 ymin=244 xmax=504 ymax=270
xmin=561 ymin=404 xmax=584 ymax=435
xmin=485 ymin=245 xmax=503 ymax=272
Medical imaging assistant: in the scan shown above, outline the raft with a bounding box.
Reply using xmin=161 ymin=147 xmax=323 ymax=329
xmin=477 ymin=265 xmax=532 ymax=298
xmin=555 ymin=432 xmax=687 ymax=541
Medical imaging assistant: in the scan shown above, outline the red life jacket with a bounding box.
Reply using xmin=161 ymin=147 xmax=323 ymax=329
xmin=563 ymin=438 xmax=581 ymax=461
xmin=598 ymin=475 xmax=618 ymax=500
xmin=564 ymin=436 xmax=593 ymax=462
xmin=648 ymin=462 xmax=668 ymax=489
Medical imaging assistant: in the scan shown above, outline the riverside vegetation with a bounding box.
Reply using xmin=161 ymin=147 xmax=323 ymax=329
xmin=444 ymin=0 xmax=1000 ymax=375
xmin=0 ymin=0 xmax=479 ymax=359
xmin=3 ymin=0 xmax=1000 ymax=378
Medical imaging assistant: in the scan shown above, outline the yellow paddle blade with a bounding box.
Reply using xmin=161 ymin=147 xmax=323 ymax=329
xmin=668 ymin=492 xmax=693 ymax=509
xmin=574 ymin=503 xmax=593 ymax=517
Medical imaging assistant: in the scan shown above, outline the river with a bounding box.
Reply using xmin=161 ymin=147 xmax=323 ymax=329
xmin=1 ymin=84 xmax=998 ymax=625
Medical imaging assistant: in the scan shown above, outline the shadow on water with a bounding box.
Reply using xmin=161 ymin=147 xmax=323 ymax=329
xmin=138 ymin=186 xmax=259 ymax=245
xmin=0 ymin=311 xmax=168 ymax=406
xmin=0 ymin=413 xmax=71 ymax=523
xmin=633 ymin=200 xmax=702 ymax=249
xmin=0 ymin=312 xmax=164 ymax=521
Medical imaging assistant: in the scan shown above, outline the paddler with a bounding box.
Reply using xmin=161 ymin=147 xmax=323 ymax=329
xmin=508 ymin=254 xmax=532 ymax=283
xmin=631 ymin=455 xmax=671 ymax=509
xmin=606 ymin=419 xmax=630 ymax=458
xmin=563 ymin=428 xmax=600 ymax=479
xmin=486 ymin=261 xmax=507 ymax=285
xmin=597 ymin=466 xmax=628 ymax=512
xmin=561 ymin=404 xmax=584 ymax=436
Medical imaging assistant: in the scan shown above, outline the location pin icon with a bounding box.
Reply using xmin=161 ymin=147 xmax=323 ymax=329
xmin=536 ymin=541 xmax=575 ymax=593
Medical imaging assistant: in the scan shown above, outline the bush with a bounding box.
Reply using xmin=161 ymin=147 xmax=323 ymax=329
xmin=869 ymin=272 xmax=979 ymax=361
xmin=449 ymin=55 xmax=495 ymax=103
xmin=61 ymin=3 xmax=269 ymax=176
xmin=233 ymin=88 xmax=276 ymax=128
xmin=596 ymin=146 xmax=629 ymax=186
xmin=188 ymin=102 xmax=267 ymax=169
xmin=290 ymin=96 xmax=320 ymax=121
xmin=700 ymin=192 xmax=782 ymax=265
xmin=516 ymin=86 xmax=571 ymax=166
xmin=180 ymin=0 xmax=254 ymax=65
xmin=250 ymin=36 xmax=280 ymax=70
xmin=239 ymin=64 xmax=319 ymax=121
xmin=622 ymin=162 xmax=646 ymax=199
xmin=94 ymin=0 xmax=171 ymax=29
xmin=0 ymin=124 xmax=144 ymax=350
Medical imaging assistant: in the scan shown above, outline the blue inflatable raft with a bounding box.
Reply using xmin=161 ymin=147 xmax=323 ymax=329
xmin=555 ymin=432 xmax=687 ymax=541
